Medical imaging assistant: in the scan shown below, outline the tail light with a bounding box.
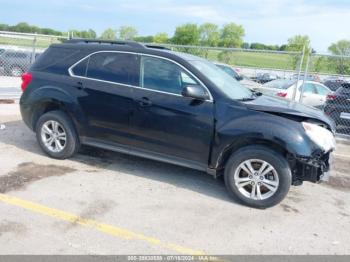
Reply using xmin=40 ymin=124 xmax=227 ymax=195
xmin=21 ymin=72 xmax=32 ymax=92
xmin=277 ymin=92 xmax=287 ymax=97
xmin=326 ymin=93 xmax=337 ymax=101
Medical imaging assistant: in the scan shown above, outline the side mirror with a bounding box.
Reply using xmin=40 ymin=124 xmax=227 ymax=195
xmin=236 ymin=76 xmax=243 ymax=81
xmin=181 ymin=85 xmax=210 ymax=101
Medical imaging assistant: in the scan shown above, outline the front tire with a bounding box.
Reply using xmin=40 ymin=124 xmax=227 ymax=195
xmin=35 ymin=111 xmax=80 ymax=159
xmin=224 ymin=145 xmax=291 ymax=208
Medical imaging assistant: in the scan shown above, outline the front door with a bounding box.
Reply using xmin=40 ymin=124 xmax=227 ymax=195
xmin=130 ymin=55 xmax=214 ymax=167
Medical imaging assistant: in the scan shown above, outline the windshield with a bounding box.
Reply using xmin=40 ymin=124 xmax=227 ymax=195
xmin=191 ymin=60 xmax=253 ymax=100
xmin=216 ymin=64 xmax=240 ymax=79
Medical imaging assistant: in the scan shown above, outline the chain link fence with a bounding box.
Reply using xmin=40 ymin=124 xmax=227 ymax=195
xmin=305 ymin=53 xmax=350 ymax=136
xmin=0 ymin=31 xmax=67 ymax=77
xmin=0 ymin=31 xmax=67 ymax=99
xmin=0 ymin=31 xmax=349 ymax=137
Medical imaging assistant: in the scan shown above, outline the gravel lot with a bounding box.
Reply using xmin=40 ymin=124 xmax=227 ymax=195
xmin=0 ymin=103 xmax=350 ymax=255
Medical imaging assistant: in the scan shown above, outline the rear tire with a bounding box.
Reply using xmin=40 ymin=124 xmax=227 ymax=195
xmin=35 ymin=110 xmax=80 ymax=159
xmin=224 ymin=145 xmax=291 ymax=208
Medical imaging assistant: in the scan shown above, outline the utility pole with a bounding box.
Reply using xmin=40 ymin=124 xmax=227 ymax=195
xmin=292 ymin=45 xmax=305 ymax=102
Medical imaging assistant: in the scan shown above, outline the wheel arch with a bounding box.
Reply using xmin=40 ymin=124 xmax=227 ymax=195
xmin=215 ymin=137 xmax=289 ymax=170
xmin=26 ymin=86 xmax=86 ymax=135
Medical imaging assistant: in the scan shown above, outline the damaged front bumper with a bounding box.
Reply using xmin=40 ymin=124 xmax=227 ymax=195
xmin=290 ymin=150 xmax=334 ymax=185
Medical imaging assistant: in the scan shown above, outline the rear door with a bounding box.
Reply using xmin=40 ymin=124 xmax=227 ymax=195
xmin=129 ymin=55 xmax=214 ymax=167
xmin=70 ymin=51 xmax=139 ymax=145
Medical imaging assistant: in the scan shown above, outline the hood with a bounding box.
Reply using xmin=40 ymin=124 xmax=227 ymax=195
xmin=243 ymin=95 xmax=336 ymax=131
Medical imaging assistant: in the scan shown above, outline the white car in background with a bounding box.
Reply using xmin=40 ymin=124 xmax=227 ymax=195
xmin=254 ymin=79 xmax=332 ymax=108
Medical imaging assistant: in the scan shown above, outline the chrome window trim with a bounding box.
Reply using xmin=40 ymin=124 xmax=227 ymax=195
xmin=67 ymin=50 xmax=213 ymax=102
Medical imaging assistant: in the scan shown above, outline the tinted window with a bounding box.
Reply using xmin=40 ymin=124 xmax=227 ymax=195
xmin=31 ymin=47 xmax=80 ymax=73
xmin=72 ymin=58 xmax=88 ymax=77
xmin=87 ymin=52 xmax=139 ymax=86
xmin=141 ymin=56 xmax=199 ymax=95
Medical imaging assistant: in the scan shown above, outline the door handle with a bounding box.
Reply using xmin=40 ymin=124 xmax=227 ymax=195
xmin=138 ymin=97 xmax=152 ymax=107
xmin=73 ymin=81 xmax=84 ymax=90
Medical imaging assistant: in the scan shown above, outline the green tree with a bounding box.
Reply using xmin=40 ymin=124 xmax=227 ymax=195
xmin=172 ymin=23 xmax=200 ymax=45
xmin=250 ymin=42 xmax=266 ymax=50
xmin=286 ymin=35 xmax=311 ymax=69
xmin=287 ymin=35 xmax=311 ymax=52
xmin=100 ymin=28 xmax=116 ymax=40
xmin=134 ymin=35 xmax=154 ymax=43
xmin=328 ymin=40 xmax=350 ymax=74
xmin=0 ymin=23 xmax=10 ymax=31
xmin=220 ymin=23 xmax=245 ymax=48
xmin=328 ymin=40 xmax=350 ymax=56
xmin=118 ymin=26 xmax=138 ymax=40
xmin=153 ymin=32 xmax=168 ymax=43
xmin=241 ymin=42 xmax=250 ymax=49
xmin=199 ymin=23 xmax=220 ymax=47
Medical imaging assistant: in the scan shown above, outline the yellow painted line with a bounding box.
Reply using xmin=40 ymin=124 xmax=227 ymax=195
xmin=0 ymin=193 xmax=204 ymax=255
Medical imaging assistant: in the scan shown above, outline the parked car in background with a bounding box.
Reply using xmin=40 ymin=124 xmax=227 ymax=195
xmin=254 ymin=73 xmax=280 ymax=84
xmin=254 ymin=79 xmax=331 ymax=108
xmin=215 ymin=62 xmax=262 ymax=90
xmin=324 ymin=83 xmax=350 ymax=130
xmin=20 ymin=39 xmax=335 ymax=208
xmin=0 ymin=49 xmax=41 ymax=77
xmin=323 ymin=77 xmax=349 ymax=92
xmin=291 ymin=73 xmax=321 ymax=82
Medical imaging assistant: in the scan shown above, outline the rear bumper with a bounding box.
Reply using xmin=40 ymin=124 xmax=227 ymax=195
xmin=292 ymin=150 xmax=334 ymax=185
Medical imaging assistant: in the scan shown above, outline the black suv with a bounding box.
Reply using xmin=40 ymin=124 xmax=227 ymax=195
xmin=20 ymin=39 xmax=336 ymax=208
xmin=324 ymin=83 xmax=350 ymax=134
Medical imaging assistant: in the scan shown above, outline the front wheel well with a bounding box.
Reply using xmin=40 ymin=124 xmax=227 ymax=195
xmin=218 ymin=138 xmax=288 ymax=170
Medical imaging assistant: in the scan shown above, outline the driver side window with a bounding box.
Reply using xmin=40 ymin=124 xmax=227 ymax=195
xmin=141 ymin=56 xmax=200 ymax=95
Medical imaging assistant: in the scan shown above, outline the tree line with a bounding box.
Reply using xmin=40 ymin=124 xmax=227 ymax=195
xmin=1 ymin=22 xmax=350 ymax=74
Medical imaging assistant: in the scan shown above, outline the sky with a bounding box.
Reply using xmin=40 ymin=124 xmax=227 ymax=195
xmin=0 ymin=0 xmax=349 ymax=52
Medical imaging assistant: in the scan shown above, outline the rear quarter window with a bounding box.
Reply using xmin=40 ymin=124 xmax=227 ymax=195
xmin=31 ymin=46 xmax=81 ymax=74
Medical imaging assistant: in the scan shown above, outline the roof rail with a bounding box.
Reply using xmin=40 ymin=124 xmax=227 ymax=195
xmin=64 ymin=39 xmax=145 ymax=48
xmin=144 ymin=44 xmax=171 ymax=50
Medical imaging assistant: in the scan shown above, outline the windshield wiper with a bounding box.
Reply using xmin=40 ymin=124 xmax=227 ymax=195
xmin=237 ymin=97 xmax=256 ymax=101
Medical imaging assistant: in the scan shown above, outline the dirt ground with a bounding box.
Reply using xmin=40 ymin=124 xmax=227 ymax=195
xmin=0 ymin=103 xmax=349 ymax=255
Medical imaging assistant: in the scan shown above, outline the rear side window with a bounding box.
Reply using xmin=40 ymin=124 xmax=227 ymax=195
xmin=86 ymin=52 xmax=140 ymax=86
